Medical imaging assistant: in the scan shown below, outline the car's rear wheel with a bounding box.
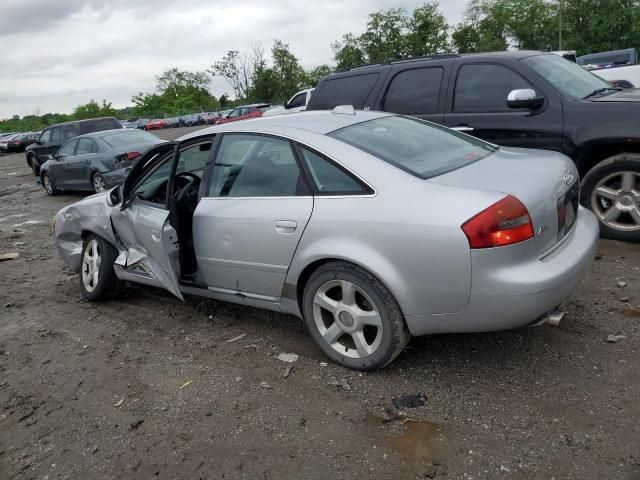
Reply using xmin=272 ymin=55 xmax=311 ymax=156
xmin=80 ymin=234 xmax=122 ymax=301
xmin=302 ymin=261 xmax=410 ymax=370
xmin=41 ymin=173 xmax=58 ymax=196
xmin=92 ymin=173 xmax=106 ymax=193
xmin=581 ymin=153 xmax=640 ymax=242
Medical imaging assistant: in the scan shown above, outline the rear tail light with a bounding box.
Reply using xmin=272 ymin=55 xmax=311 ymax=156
xmin=461 ymin=195 xmax=534 ymax=248
xmin=117 ymin=151 xmax=141 ymax=162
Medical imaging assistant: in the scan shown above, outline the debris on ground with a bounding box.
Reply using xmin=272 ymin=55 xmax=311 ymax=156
xmin=130 ymin=419 xmax=144 ymax=430
xmin=225 ymin=333 xmax=247 ymax=343
xmin=617 ymin=280 xmax=628 ymax=288
xmin=259 ymin=382 xmax=272 ymax=389
xmin=179 ymin=380 xmax=193 ymax=390
xmin=607 ymin=334 xmax=627 ymax=343
xmin=620 ymin=297 xmax=631 ymax=302
xmin=319 ymin=362 xmax=328 ymax=367
xmin=0 ymin=252 xmax=19 ymax=262
xmin=328 ymin=378 xmax=351 ymax=391
xmin=114 ymin=398 xmax=125 ymax=407
xmin=277 ymin=352 xmax=299 ymax=363
xmin=283 ymin=366 xmax=296 ymax=379
xmin=392 ymin=394 xmax=426 ymax=409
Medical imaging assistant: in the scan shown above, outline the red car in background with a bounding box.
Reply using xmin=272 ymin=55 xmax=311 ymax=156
xmin=145 ymin=119 xmax=167 ymax=130
xmin=215 ymin=104 xmax=270 ymax=125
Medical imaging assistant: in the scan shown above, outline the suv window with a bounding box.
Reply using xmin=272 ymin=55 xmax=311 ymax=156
xmin=57 ymin=139 xmax=78 ymax=158
xmin=383 ymin=67 xmax=443 ymax=115
xmin=313 ymin=73 xmax=380 ymax=109
xmin=79 ymin=118 xmax=122 ymax=134
xmin=299 ymin=147 xmax=370 ymax=195
xmin=289 ymin=93 xmax=307 ymax=108
xmin=50 ymin=127 xmax=63 ymax=143
xmin=454 ymin=63 xmax=533 ymax=112
xmin=76 ymin=138 xmax=97 ymax=155
xmin=63 ymin=124 xmax=78 ymax=140
xmin=39 ymin=129 xmax=51 ymax=144
xmin=209 ymin=134 xmax=306 ymax=197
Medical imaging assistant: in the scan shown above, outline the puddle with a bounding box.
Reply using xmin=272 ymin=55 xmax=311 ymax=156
xmin=365 ymin=414 xmax=443 ymax=472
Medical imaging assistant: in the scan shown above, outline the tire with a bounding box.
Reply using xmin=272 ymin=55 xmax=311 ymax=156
xmin=79 ymin=234 xmax=122 ymax=301
xmin=41 ymin=173 xmax=58 ymax=196
xmin=301 ymin=261 xmax=410 ymax=370
xmin=581 ymin=153 xmax=640 ymax=242
xmin=28 ymin=154 xmax=39 ymax=176
xmin=92 ymin=173 xmax=106 ymax=193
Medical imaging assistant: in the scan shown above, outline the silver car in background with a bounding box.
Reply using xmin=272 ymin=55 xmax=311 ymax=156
xmin=53 ymin=109 xmax=599 ymax=370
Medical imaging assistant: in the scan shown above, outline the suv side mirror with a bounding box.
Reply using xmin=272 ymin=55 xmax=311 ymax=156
xmin=283 ymin=101 xmax=291 ymax=110
xmin=107 ymin=185 xmax=122 ymax=207
xmin=507 ymin=89 xmax=544 ymax=109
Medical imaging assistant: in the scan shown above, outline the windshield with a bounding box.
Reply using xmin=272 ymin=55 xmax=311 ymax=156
xmin=329 ymin=116 xmax=495 ymax=179
xmin=101 ymin=130 xmax=159 ymax=148
xmin=522 ymin=54 xmax=612 ymax=99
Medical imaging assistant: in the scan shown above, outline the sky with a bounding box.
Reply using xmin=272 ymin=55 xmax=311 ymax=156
xmin=0 ymin=0 xmax=467 ymax=119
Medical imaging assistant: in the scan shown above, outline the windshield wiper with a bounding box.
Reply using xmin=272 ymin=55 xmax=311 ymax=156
xmin=583 ymin=87 xmax=621 ymax=99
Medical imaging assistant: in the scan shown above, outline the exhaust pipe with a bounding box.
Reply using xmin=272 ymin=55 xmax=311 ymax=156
xmin=533 ymin=310 xmax=565 ymax=327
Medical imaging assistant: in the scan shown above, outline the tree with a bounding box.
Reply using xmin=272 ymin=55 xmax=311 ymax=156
xmin=305 ymin=64 xmax=333 ymax=85
xmin=209 ymin=50 xmax=254 ymax=99
xmin=332 ymin=33 xmax=366 ymax=70
xmin=72 ymin=99 xmax=116 ymax=120
xmin=271 ymin=40 xmax=308 ymax=101
xmin=406 ymin=3 xmax=450 ymax=55
xmin=359 ymin=8 xmax=409 ymax=62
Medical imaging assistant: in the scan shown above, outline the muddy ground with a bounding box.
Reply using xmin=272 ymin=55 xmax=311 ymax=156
xmin=0 ymin=126 xmax=639 ymax=480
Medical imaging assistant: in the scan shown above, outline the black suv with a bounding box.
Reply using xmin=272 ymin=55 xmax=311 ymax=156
xmin=308 ymin=51 xmax=640 ymax=242
xmin=26 ymin=117 xmax=122 ymax=176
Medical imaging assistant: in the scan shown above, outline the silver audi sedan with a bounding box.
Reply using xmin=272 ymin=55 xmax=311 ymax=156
xmin=54 ymin=109 xmax=599 ymax=370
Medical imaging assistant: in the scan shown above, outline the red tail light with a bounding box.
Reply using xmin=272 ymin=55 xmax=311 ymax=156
xmin=461 ymin=195 xmax=534 ymax=248
xmin=126 ymin=151 xmax=141 ymax=160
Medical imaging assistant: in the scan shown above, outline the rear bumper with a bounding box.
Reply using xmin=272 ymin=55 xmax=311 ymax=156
xmin=405 ymin=206 xmax=599 ymax=335
xmin=102 ymin=167 xmax=130 ymax=189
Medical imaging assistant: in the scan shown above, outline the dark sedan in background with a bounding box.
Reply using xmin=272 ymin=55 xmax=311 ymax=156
xmin=4 ymin=132 xmax=39 ymax=153
xmin=40 ymin=129 xmax=164 ymax=195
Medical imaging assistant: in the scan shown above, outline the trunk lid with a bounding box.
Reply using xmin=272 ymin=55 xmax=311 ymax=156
xmin=430 ymin=147 xmax=580 ymax=254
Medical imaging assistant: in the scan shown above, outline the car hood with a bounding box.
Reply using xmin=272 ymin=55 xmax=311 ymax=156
xmin=430 ymin=146 xmax=578 ymax=254
xmin=592 ymin=88 xmax=640 ymax=102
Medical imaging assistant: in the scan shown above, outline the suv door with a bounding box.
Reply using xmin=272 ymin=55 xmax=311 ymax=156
xmin=443 ymin=60 xmax=564 ymax=151
xmin=377 ymin=64 xmax=449 ymax=124
xmin=193 ymin=133 xmax=313 ymax=301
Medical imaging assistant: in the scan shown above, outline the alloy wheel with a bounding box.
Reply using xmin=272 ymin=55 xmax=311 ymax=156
xmin=312 ymin=279 xmax=383 ymax=359
xmin=93 ymin=174 xmax=106 ymax=193
xmin=591 ymin=170 xmax=640 ymax=232
xmin=43 ymin=175 xmax=53 ymax=194
xmin=81 ymin=239 xmax=101 ymax=293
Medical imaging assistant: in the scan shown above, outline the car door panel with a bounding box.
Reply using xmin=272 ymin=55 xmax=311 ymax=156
xmin=193 ymin=197 xmax=313 ymax=299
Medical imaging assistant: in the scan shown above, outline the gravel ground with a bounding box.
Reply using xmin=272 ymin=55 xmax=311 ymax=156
xmin=1 ymin=126 xmax=639 ymax=480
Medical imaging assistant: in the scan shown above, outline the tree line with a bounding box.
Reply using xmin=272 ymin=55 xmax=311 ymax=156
xmin=3 ymin=0 xmax=640 ymax=132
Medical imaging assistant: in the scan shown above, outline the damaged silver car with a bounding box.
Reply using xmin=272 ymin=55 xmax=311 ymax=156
xmin=54 ymin=110 xmax=599 ymax=370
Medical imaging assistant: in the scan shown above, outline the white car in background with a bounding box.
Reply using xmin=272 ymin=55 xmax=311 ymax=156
xmin=263 ymin=88 xmax=314 ymax=116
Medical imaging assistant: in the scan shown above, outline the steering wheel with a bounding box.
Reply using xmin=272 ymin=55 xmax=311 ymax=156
xmin=173 ymin=171 xmax=201 ymax=206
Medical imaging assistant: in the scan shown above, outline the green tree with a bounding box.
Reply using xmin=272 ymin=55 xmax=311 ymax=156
xmin=332 ymin=33 xmax=366 ymax=70
xmin=406 ymin=3 xmax=450 ymax=55
xmin=72 ymin=99 xmax=116 ymax=120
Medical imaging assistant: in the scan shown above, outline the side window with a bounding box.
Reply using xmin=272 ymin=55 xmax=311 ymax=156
xmin=383 ymin=67 xmax=443 ymax=115
xmin=208 ymin=134 xmax=306 ymax=197
xmin=39 ymin=129 xmax=51 ymax=144
xmin=57 ymin=139 xmax=78 ymax=157
xmin=132 ymin=151 xmax=176 ymax=203
xmin=312 ymin=73 xmax=379 ymax=109
xmin=228 ymin=109 xmax=241 ymax=118
xmin=63 ymin=124 xmax=78 ymax=140
xmin=454 ymin=63 xmax=534 ymax=112
xmin=76 ymin=138 xmax=96 ymax=155
xmin=50 ymin=127 xmax=63 ymax=143
xmin=299 ymin=147 xmax=371 ymax=195
xmin=289 ymin=93 xmax=307 ymax=108
xmin=175 ymin=142 xmax=212 ymax=174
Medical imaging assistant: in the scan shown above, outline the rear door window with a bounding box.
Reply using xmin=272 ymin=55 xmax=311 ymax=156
xmin=312 ymin=73 xmax=380 ymax=109
xmin=63 ymin=124 xmax=78 ymax=140
xmin=50 ymin=127 xmax=63 ymax=143
xmin=383 ymin=67 xmax=443 ymax=115
xmin=453 ymin=63 xmax=534 ymax=112
xmin=79 ymin=118 xmax=121 ymax=134
xmin=76 ymin=138 xmax=97 ymax=155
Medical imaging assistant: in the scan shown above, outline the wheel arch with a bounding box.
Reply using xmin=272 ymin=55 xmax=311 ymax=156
xmin=574 ymin=139 xmax=640 ymax=179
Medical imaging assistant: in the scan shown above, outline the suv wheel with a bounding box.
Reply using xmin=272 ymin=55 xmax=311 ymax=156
xmin=28 ymin=154 xmax=39 ymax=176
xmin=41 ymin=173 xmax=58 ymax=196
xmin=581 ymin=153 xmax=640 ymax=242
xmin=302 ymin=261 xmax=410 ymax=370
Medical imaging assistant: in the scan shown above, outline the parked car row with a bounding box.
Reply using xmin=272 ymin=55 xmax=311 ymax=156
xmin=0 ymin=131 xmax=39 ymax=154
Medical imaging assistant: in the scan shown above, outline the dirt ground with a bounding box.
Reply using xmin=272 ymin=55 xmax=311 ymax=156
xmin=0 ymin=126 xmax=639 ymax=480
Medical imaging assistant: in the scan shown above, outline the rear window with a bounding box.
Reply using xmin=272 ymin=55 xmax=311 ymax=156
xmin=311 ymin=73 xmax=379 ymax=110
xmin=101 ymin=131 xmax=160 ymax=148
xmin=79 ymin=118 xmax=122 ymax=134
xmin=383 ymin=67 xmax=443 ymax=115
xmin=329 ymin=116 xmax=495 ymax=179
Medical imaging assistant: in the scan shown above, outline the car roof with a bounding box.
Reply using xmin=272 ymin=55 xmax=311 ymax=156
xmin=64 ymin=128 xmax=148 ymax=141
xmin=178 ymin=109 xmax=392 ymax=141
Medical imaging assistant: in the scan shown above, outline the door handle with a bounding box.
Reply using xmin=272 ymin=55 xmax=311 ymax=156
xmin=451 ymin=125 xmax=474 ymax=132
xmin=274 ymin=220 xmax=297 ymax=234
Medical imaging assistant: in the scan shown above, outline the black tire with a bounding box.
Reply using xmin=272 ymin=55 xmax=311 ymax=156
xmin=79 ymin=234 xmax=123 ymax=301
xmin=92 ymin=173 xmax=107 ymax=193
xmin=41 ymin=173 xmax=58 ymax=196
xmin=28 ymin=154 xmax=39 ymax=176
xmin=581 ymin=153 xmax=640 ymax=242
xmin=301 ymin=261 xmax=410 ymax=370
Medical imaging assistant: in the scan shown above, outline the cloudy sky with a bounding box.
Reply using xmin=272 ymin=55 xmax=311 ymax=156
xmin=0 ymin=0 xmax=466 ymax=119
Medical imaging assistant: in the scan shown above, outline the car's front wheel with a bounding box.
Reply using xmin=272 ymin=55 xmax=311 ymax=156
xmin=92 ymin=173 xmax=106 ymax=193
xmin=302 ymin=261 xmax=410 ymax=370
xmin=581 ymin=153 xmax=640 ymax=242
xmin=28 ymin=154 xmax=39 ymax=176
xmin=41 ymin=173 xmax=58 ymax=196
xmin=80 ymin=234 xmax=122 ymax=301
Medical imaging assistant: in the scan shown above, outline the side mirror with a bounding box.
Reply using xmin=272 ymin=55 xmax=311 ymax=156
xmin=283 ymin=101 xmax=291 ymax=110
xmin=57 ymin=153 xmax=66 ymax=160
xmin=507 ymin=89 xmax=544 ymax=109
xmin=46 ymin=154 xmax=54 ymax=161
xmin=106 ymin=185 xmax=122 ymax=206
